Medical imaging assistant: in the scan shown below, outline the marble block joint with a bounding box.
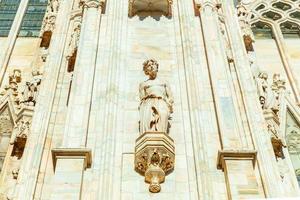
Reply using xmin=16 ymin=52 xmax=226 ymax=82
xmin=134 ymin=132 xmax=175 ymax=193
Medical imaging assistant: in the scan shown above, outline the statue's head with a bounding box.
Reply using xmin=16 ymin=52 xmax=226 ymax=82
xmin=258 ymin=71 xmax=268 ymax=80
xmin=143 ymin=59 xmax=159 ymax=80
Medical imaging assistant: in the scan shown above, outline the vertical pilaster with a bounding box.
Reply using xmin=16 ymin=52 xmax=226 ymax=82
xmin=0 ymin=0 xmax=30 ymax=87
xmin=220 ymin=0 xmax=284 ymax=197
xmin=272 ymin=24 xmax=300 ymax=104
xmin=14 ymin=0 xmax=75 ymax=198
xmin=197 ymin=1 xmax=265 ymax=199
xmin=62 ymin=0 xmax=104 ymax=148
xmin=50 ymin=1 xmax=104 ymax=199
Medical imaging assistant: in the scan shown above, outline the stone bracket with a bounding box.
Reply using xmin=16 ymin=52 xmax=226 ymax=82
xmin=217 ymin=150 xmax=257 ymax=171
xmin=135 ymin=132 xmax=175 ymax=193
xmin=51 ymin=148 xmax=92 ymax=171
xmin=128 ymin=0 xmax=173 ymax=17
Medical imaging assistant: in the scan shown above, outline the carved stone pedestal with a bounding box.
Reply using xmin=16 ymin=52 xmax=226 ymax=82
xmin=134 ymin=132 xmax=175 ymax=193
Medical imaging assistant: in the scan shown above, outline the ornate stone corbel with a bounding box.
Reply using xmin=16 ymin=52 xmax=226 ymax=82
xmin=128 ymin=0 xmax=173 ymax=17
xmin=135 ymin=132 xmax=175 ymax=193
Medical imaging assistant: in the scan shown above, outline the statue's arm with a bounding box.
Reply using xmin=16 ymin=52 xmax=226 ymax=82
xmin=139 ymin=82 xmax=146 ymax=101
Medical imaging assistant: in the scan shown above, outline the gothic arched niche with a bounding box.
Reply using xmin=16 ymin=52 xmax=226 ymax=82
xmin=251 ymin=21 xmax=273 ymax=39
xmin=285 ymin=109 xmax=300 ymax=186
xmin=128 ymin=0 xmax=173 ymax=18
xmin=0 ymin=107 xmax=14 ymax=172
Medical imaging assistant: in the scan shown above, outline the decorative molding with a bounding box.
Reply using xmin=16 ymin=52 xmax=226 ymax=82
xmin=217 ymin=150 xmax=257 ymax=171
xmin=51 ymin=148 xmax=92 ymax=170
xmin=80 ymin=0 xmax=105 ymax=11
xmin=194 ymin=1 xmax=221 ymax=12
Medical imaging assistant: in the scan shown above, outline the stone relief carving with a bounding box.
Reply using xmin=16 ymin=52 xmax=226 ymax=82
xmin=5 ymin=169 xmax=19 ymax=200
xmin=237 ymin=4 xmax=254 ymax=52
xmin=135 ymin=59 xmax=175 ymax=193
xmin=48 ymin=0 xmax=59 ymax=13
xmin=20 ymin=71 xmax=42 ymax=107
xmin=257 ymin=72 xmax=286 ymax=115
xmin=138 ymin=59 xmax=174 ymax=134
xmin=67 ymin=17 xmax=82 ymax=59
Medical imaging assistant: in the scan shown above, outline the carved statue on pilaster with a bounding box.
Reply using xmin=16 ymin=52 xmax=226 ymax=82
xmin=10 ymin=119 xmax=30 ymax=159
xmin=0 ymin=70 xmax=22 ymax=105
xmin=5 ymin=169 xmax=19 ymax=200
xmin=237 ymin=4 xmax=254 ymax=52
xmin=67 ymin=19 xmax=82 ymax=59
xmin=49 ymin=0 xmax=59 ymax=13
xmin=20 ymin=71 xmax=42 ymax=107
xmin=41 ymin=14 xmax=56 ymax=35
xmin=257 ymin=72 xmax=286 ymax=115
xmin=139 ymin=59 xmax=174 ymax=134
xmin=135 ymin=59 xmax=175 ymax=193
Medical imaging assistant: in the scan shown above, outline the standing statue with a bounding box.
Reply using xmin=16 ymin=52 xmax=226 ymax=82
xmin=139 ymin=59 xmax=174 ymax=134
xmin=135 ymin=59 xmax=175 ymax=193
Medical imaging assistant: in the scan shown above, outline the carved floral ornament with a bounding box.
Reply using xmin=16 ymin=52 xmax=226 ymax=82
xmin=128 ymin=0 xmax=173 ymax=17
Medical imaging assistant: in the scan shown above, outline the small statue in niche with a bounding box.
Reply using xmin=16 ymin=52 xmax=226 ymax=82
xmin=139 ymin=59 xmax=174 ymax=134
xmin=20 ymin=71 xmax=42 ymax=106
xmin=256 ymin=72 xmax=285 ymax=114
xmin=257 ymin=72 xmax=269 ymax=108
xmin=67 ymin=23 xmax=81 ymax=59
xmin=6 ymin=169 xmax=19 ymax=200
xmin=47 ymin=0 xmax=59 ymax=13
xmin=10 ymin=120 xmax=30 ymax=159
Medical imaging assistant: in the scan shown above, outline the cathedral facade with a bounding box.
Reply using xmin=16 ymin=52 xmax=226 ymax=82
xmin=0 ymin=0 xmax=300 ymax=199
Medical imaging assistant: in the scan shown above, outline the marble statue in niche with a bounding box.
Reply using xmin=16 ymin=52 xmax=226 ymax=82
xmin=139 ymin=59 xmax=174 ymax=134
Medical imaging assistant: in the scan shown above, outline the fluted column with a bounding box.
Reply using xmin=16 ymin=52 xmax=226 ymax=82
xmin=50 ymin=1 xmax=104 ymax=199
xmin=197 ymin=1 xmax=265 ymax=199
xmin=0 ymin=0 xmax=30 ymax=87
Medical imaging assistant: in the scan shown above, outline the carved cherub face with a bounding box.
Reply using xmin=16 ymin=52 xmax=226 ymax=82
xmin=143 ymin=59 xmax=158 ymax=80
